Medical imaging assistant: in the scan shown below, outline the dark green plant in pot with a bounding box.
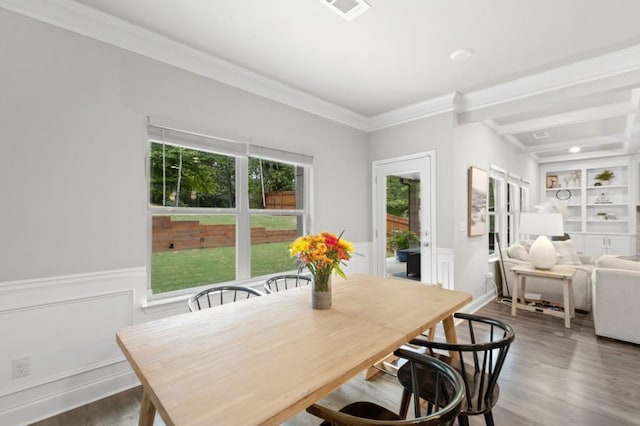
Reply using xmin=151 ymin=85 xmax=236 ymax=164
xmin=387 ymin=230 xmax=419 ymax=262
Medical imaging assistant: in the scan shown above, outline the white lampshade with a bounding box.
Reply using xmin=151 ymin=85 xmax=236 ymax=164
xmin=519 ymin=213 xmax=564 ymax=270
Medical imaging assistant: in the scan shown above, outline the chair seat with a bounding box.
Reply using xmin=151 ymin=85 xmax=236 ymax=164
xmin=397 ymin=353 xmax=499 ymax=415
xmin=318 ymin=401 xmax=404 ymax=425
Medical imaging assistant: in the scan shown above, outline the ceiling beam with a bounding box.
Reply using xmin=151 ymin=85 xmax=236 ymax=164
xmin=537 ymin=148 xmax=628 ymax=164
xmin=525 ymin=134 xmax=625 ymax=154
xmin=496 ymin=102 xmax=636 ymax=135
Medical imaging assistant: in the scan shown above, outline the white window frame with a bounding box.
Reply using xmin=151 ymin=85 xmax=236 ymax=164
xmin=489 ymin=166 xmax=530 ymax=256
xmin=147 ymin=124 xmax=312 ymax=298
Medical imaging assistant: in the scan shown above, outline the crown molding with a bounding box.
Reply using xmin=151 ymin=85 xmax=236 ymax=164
xmin=0 ymin=0 xmax=370 ymax=131
xmin=3 ymin=0 xmax=640 ymax=133
xmin=368 ymin=92 xmax=459 ymax=131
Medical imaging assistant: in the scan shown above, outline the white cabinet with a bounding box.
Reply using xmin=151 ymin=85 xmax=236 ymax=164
xmin=584 ymin=234 xmax=634 ymax=257
xmin=540 ymin=157 xmax=636 ymax=257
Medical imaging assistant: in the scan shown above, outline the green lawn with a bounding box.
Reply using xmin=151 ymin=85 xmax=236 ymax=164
xmin=152 ymin=215 xmax=300 ymax=293
xmin=152 ymin=241 xmax=298 ymax=293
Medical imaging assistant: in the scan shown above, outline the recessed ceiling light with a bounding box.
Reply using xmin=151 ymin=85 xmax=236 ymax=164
xmin=450 ymin=48 xmax=474 ymax=62
xmin=569 ymin=146 xmax=581 ymax=153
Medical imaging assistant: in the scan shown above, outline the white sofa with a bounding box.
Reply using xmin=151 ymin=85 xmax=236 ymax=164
xmin=592 ymin=255 xmax=640 ymax=344
xmin=500 ymin=240 xmax=594 ymax=312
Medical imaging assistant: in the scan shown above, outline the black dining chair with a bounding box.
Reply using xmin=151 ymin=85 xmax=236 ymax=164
xmin=396 ymin=313 xmax=515 ymax=426
xmin=263 ymin=274 xmax=312 ymax=294
xmin=188 ymin=285 xmax=263 ymax=311
xmin=306 ymin=348 xmax=465 ymax=426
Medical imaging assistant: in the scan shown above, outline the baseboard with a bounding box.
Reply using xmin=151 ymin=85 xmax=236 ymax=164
xmin=0 ymin=366 xmax=139 ymax=426
xmin=459 ymin=289 xmax=497 ymax=314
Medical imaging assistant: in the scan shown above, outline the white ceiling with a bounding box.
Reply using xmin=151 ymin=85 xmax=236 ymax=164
xmin=4 ymin=0 xmax=640 ymax=162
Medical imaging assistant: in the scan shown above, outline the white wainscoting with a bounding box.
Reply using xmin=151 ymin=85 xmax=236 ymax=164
xmin=436 ymin=248 xmax=455 ymax=289
xmin=0 ymin=268 xmax=146 ymax=425
xmin=0 ymin=242 xmax=374 ymax=425
xmin=0 ymin=242 xmax=495 ymax=425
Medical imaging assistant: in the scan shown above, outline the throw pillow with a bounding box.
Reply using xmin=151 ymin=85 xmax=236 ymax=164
xmin=508 ymin=244 xmax=530 ymax=261
xmin=516 ymin=240 xmax=533 ymax=252
xmin=553 ymin=240 xmax=582 ymax=265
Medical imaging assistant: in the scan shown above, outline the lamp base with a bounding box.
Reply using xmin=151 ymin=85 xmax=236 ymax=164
xmin=529 ymin=235 xmax=557 ymax=270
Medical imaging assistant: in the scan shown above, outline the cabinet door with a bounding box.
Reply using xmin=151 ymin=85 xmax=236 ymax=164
xmin=584 ymin=235 xmax=606 ymax=258
xmin=605 ymin=235 xmax=633 ymax=255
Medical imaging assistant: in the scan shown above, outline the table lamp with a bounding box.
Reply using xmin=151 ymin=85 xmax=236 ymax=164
xmin=519 ymin=212 xmax=564 ymax=269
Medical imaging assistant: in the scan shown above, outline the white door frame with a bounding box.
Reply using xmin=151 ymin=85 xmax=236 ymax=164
xmin=372 ymin=151 xmax=437 ymax=283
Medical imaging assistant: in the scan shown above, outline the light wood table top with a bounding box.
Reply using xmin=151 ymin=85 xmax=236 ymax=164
xmin=116 ymin=274 xmax=471 ymax=426
xmin=510 ymin=263 xmax=577 ymax=279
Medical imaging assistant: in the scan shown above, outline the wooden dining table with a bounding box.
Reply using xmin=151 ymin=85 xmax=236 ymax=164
xmin=116 ymin=274 xmax=471 ymax=426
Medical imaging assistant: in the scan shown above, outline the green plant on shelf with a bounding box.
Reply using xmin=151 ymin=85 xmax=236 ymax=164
xmin=594 ymin=170 xmax=614 ymax=182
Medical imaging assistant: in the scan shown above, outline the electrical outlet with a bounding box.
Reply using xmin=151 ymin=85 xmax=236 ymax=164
xmin=12 ymin=357 xmax=30 ymax=379
xmin=485 ymin=272 xmax=494 ymax=290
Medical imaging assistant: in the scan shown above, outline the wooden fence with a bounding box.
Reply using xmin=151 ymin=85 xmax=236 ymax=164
xmin=264 ymin=191 xmax=296 ymax=209
xmin=387 ymin=214 xmax=408 ymax=237
xmin=152 ymin=216 xmax=296 ymax=252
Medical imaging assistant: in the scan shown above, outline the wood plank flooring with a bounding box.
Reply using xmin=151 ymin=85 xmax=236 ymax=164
xmin=31 ymin=299 xmax=640 ymax=426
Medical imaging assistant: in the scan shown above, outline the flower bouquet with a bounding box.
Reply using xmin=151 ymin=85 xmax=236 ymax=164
xmin=289 ymin=231 xmax=354 ymax=309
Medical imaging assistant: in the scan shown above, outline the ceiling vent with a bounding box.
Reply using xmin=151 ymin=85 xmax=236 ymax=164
xmin=532 ymin=131 xmax=550 ymax=139
xmin=321 ymin=0 xmax=371 ymax=21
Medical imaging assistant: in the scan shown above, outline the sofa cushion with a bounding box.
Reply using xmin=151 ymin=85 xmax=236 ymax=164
xmin=597 ymin=255 xmax=640 ymax=271
xmin=508 ymin=244 xmax=530 ymax=261
xmin=516 ymin=240 xmax=532 ymax=252
xmin=553 ymin=240 xmax=582 ymax=265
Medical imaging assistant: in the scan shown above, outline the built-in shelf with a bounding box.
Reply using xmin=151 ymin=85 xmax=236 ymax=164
xmin=540 ymin=158 xmax=636 ymax=257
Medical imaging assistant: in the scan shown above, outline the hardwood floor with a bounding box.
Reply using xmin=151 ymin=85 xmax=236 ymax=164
xmin=31 ymin=300 xmax=640 ymax=425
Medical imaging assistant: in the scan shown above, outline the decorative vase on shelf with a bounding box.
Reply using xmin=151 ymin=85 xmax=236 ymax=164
xmin=311 ymin=273 xmax=332 ymax=310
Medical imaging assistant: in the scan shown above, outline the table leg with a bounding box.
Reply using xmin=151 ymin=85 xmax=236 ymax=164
xmin=569 ymin=279 xmax=575 ymax=318
xmin=562 ymin=279 xmax=575 ymax=328
xmin=138 ymin=389 xmax=156 ymax=426
xmin=442 ymin=315 xmax=461 ymax=360
xmin=511 ymin=272 xmax=519 ymax=317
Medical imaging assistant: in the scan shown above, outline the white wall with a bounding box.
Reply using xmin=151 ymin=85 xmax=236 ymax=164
xmin=0 ymin=9 xmax=370 ymax=424
xmin=453 ymin=121 xmax=539 ymax=302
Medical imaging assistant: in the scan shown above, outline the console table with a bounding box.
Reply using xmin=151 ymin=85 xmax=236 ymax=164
xmin=511 ymin=264 xmax=576 ymax=328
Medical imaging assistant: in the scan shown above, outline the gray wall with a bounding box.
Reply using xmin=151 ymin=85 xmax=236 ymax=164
xmin=0 ymin=7 xmax=540 ymax=424
xmin=453 ymin=122 xmax=539 ymax=299
xmin=368 ymin=113 xmax=456 ymax=248
xmin=0 ymin=8 xmax=369 ymax=283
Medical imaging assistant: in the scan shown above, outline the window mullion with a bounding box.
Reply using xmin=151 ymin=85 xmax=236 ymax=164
xmin=236 ymin=156 xmax=251 ymax=280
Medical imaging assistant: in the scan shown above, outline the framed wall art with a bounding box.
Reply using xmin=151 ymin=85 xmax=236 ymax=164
xmin=468 ymin=166 xmax=488 ymax=237
xmin=546 ymin=175 xmax=558 ymax=189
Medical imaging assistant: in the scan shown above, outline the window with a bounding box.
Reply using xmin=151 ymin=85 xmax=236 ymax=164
xmin=488 ymin=166 xmax=529 ymax=256
xmin=148 ymin=125 xmax=311 ymax=295
xmin=488 ymin=175 xmax=503 ymax=255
